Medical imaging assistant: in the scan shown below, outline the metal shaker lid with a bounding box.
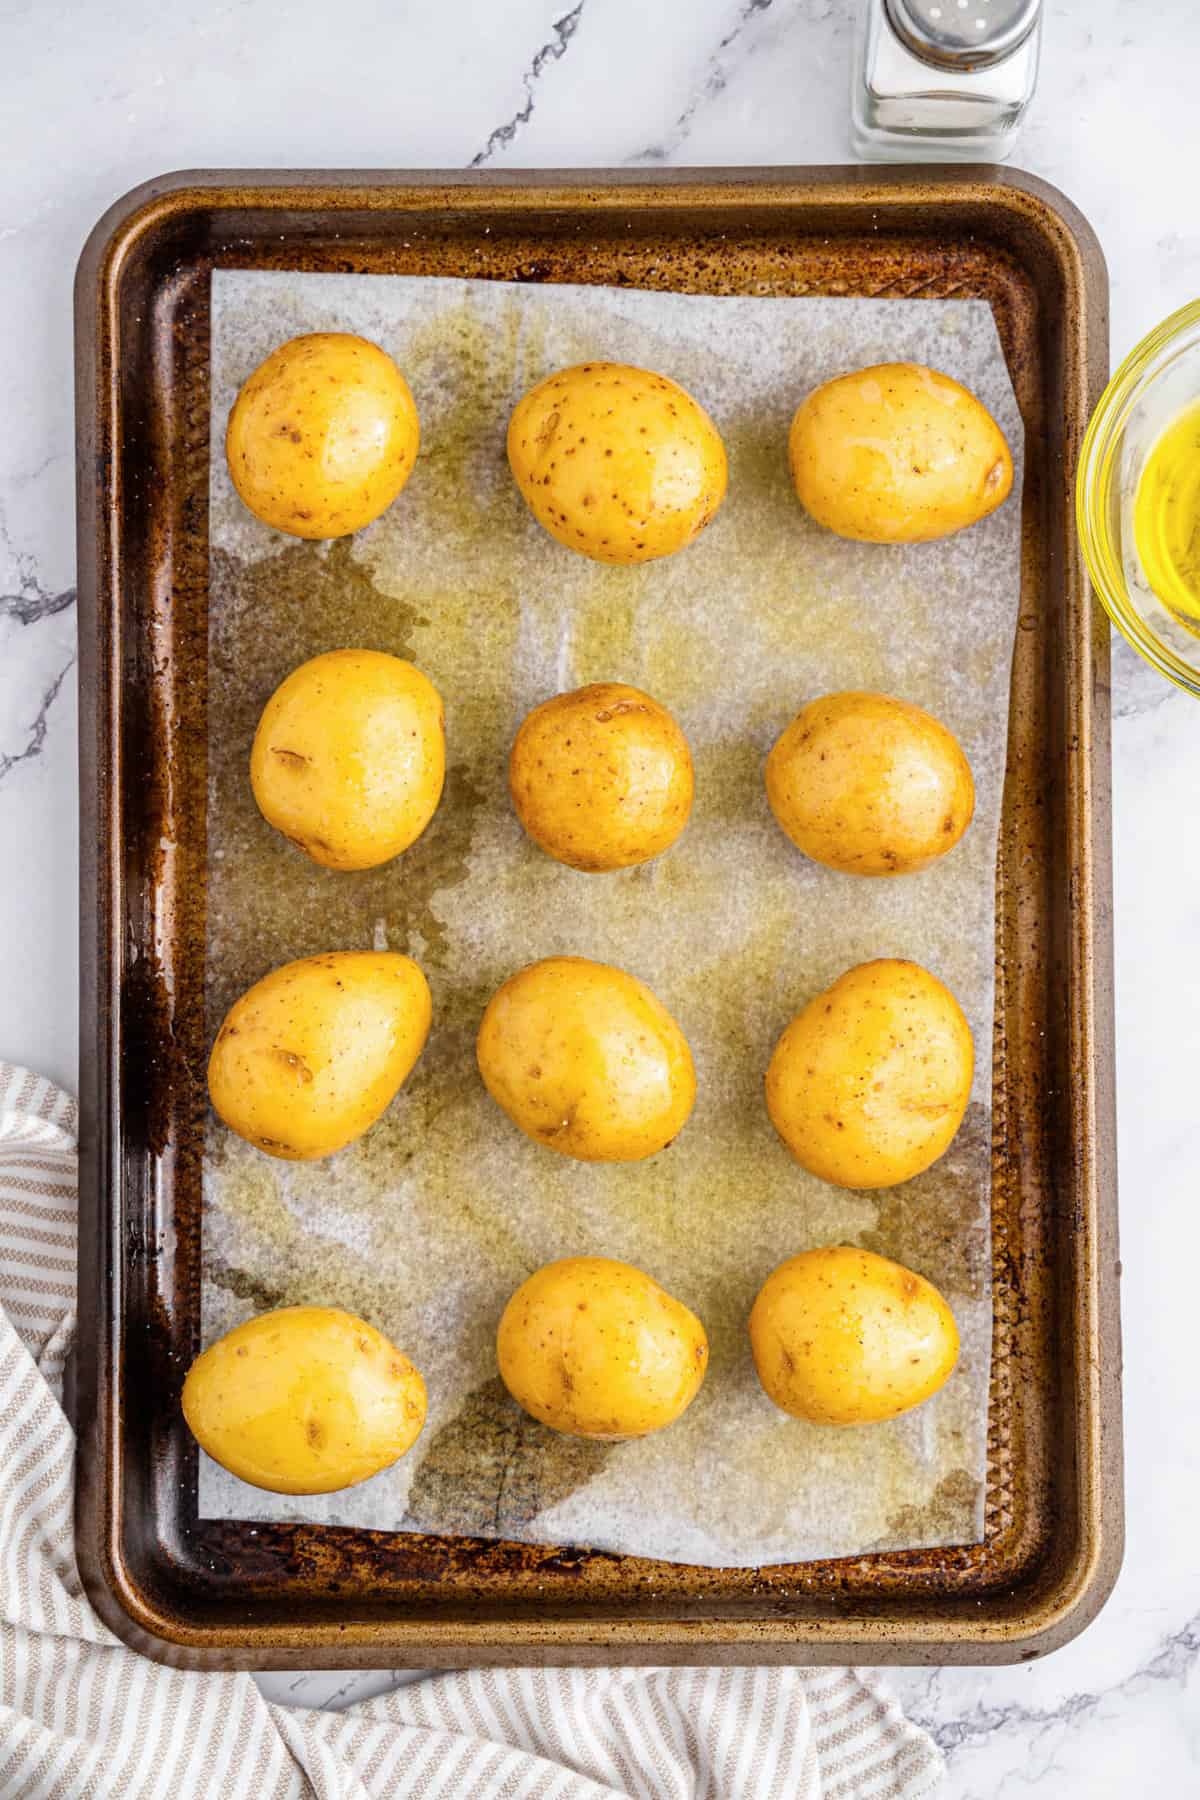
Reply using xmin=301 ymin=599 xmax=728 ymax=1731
xmin=884 ymin=0 xmax=1041 ymax=71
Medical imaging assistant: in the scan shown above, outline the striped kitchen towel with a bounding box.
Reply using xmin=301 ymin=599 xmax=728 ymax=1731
xmin=0 ymin=1060 xmax=943 ymax=1799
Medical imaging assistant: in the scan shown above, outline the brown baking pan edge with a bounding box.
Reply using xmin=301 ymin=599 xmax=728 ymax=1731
xmin=73 ymin=165 xmax=1121 ymax=1669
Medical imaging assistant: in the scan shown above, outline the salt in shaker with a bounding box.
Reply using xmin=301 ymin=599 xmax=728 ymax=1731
xmin=852 ymin=0 xmax=1043 ymax=161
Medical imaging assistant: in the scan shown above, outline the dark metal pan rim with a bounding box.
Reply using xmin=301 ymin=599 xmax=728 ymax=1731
xmin=74 ymin=164 xmax=1120 ymax=1668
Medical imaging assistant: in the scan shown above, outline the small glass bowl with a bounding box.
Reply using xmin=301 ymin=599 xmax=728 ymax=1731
xmin=1076 ymin=299 xmax=1200 ymax=697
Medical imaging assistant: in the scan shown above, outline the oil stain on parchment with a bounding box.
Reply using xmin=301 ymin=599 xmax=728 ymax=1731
xmin=406 ymin=1379 xmax=613 ymax=1537
xmin=859 ymin=1102 xmax=992 ymax=1302
xmin=199 ymin=271 xmax=1023 ymax=1562
xmin=205 ymin=541 xmax=489 ymax=1024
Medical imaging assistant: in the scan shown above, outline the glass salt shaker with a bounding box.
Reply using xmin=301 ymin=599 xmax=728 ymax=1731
xmin=852 ymin=0 xmax=1043 ymax=161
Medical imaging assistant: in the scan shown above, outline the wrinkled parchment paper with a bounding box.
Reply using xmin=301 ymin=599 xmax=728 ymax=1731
xmin=199 ymin=270 xmax=1023 ymax=1565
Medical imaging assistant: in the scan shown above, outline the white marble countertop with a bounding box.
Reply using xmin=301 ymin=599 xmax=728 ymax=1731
xmin=3 ymin=1 xmax=1198 ymax=1792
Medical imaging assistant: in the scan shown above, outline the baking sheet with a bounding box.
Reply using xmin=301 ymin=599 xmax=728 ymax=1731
xmin=199 ymin=269 xmax=1022 ymax=1566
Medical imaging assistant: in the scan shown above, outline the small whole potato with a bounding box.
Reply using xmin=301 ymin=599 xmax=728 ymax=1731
xmin=182 ymin=1305 xmax=427 ymax=1493
xmin=507 ymin=361 xmax=727 ymax=563
xmin=749 ymin=1246 xmax=960 ymax=1425
xmin=208 ymin=950 xmax=432 ymax=1161
xmin=226 ymin=332 xmax=420 ymax=538
xmin=497 ymin=1257 xmax=708 ymax=1438
xmin=250 ymin=649 xmax=445 ymax=870
xmin=765 ymin=690 xmax=974 ymax=875
xmin=765 ymin=959 xmax=972 ymax=1189
xmin=509 ymin=682 xmax=693 ymax=871
xmin=476 ymin=956 xmax=695 ymax=1162
xmin=788 ymin=361 xmax=1013 ymax=544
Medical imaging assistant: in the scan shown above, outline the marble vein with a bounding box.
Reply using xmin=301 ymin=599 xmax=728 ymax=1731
xmin=1113 ymin=686 xmax=1184 ymax=721
xmin=0 ymin=652 xmax=76 ymax=786
xmin=636 ymin=0 xmax=783 ymax=163
xmin=1112 ymin=675 xmax=1185 ymax=720
xmin=911 ymin=1609 xmax=1200 ymax=1767
xmin=0 ymin=498 xmax=73 ymax=608
xmin=1 ymin=584 xmax=76 ymax=628
xmin=3 ymin=4 xmax=1200 ymax=1783
xmin=470 ymin=2 xmax=587 ymax=167
xmin=1110 ymin=636 xmax=1187 ymax=719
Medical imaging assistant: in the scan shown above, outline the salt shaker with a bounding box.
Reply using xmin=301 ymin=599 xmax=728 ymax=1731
xmin=852 ymin=0 xmax=1043 ymax=161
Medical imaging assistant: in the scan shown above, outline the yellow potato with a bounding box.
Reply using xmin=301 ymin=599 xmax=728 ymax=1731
xmin=509 ymin=682 xmax=693 ymax=871
xmin=765 ymin=959 xmax=973 ymax=1189
xmin=788 ymin=361 xmax=1013 ymax=543
xmin=497 ymin=1257 xmax=708 ymax=1438
xmin=749 ymin=1246 xmax=960 ymax=1425
xmin=765 ymin=690 xmax=974 ymax=876
xmin=182 ymin=1305 xmax=427 ymax=1493
xmin=250 ymin=649 xmax=445 ymax=870
xmin=226 ymin=332 xmax=420 ymax=538
xmin=476 ymin=956 xmax=695 ymax=1162
xmin=507 ymin=361 xmax=727 ymax=563
xmin=208 ymin=951 xmax=431 ymax=1160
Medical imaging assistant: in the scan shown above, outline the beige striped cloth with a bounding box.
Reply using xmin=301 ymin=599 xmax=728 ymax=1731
xmin=0 ymin=1060 xmax=943 ymax=1799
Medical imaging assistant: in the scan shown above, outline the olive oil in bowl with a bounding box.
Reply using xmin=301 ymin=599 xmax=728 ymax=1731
xmin=1134 ymin=398 xmax=1200 ymax=633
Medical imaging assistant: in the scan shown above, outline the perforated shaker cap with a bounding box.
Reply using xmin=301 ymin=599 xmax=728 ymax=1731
xmin=884 ymin=0 xmax=1041 ymax=71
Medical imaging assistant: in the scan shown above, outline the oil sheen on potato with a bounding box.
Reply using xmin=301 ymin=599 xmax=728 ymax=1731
xmin=1134 ymin=398 xmax=1200 ymax=628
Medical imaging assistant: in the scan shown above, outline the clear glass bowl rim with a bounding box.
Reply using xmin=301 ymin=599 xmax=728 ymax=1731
xmin=1076 ymin=297 xmax=1200 ymax=697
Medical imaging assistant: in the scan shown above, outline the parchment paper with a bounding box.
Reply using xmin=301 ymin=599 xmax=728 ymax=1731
xmin=199 ymin=269 xmax=1023 ymax=1566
